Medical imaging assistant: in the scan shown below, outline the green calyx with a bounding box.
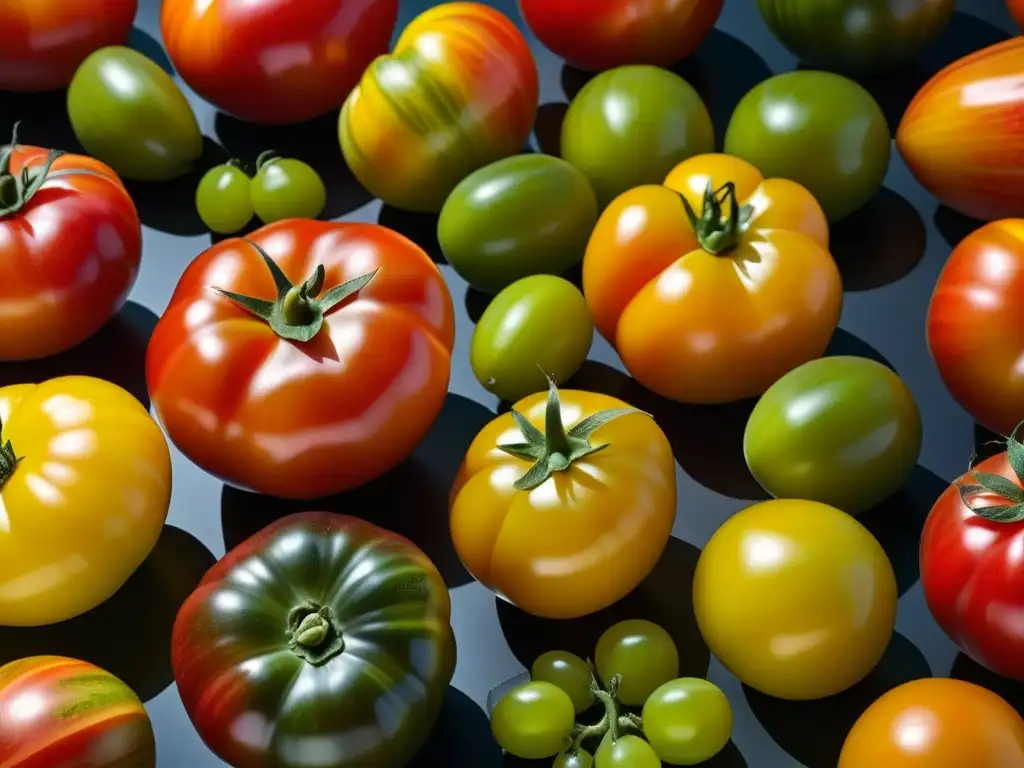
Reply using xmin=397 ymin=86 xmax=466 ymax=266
xmin=498 ymin=375 xmax=648 ymax=491
xmin=956 ymin=420 xmax=1024 ymax=523
xmin=0 ymin=415 xmax=20 ymax=490
xmin=0 ymin=122 xmax=64 ymax=218
xmin=565 ymin=663 xmax=645 ymax=758
xmin=215 ymin=239 xmax=377 ymax=342
xmin=679 ymin=180 xmax=754 ymax=255
xmin=287 ymin=602 xmax=345 ymax=665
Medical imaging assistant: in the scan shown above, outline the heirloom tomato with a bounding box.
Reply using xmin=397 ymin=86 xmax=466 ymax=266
xmin=517 ymin=0 xmax=722 ymax=72
xmin=0 ymin=377 xmax=171 ymax=626
xmin=0 ymin=127 xmax=141 ymax=361
xmin=339 ymin=2 xmax=539 ymax=212
xmin=449 ymin=378 xmax=675 ymax=619
xmin=161 ymin=0 xmax=399 ymax=125
xmin=897 ymin=37 xmax=1024 ymax=221
xmin=927 ymin=220 xmax=1024 ymax=436
xmin=0 ymin=656 xmax=155 ymax=767
xmin=583 ymin=153 xmax=841 ymax=404
xmin=172 ymin=512 xmax=456 ymax=768
xmin=0 ymin=0 xmax=136 ymax=92
xmin=146 ymin=219 xmax=454 ymax=500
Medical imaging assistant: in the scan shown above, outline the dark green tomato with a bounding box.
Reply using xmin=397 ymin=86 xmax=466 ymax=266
xmin=555 ymin=748 xmax=594 ymax=768
xmin=491 ymin=681 xmax=576 ymax=759
xmin=196 ymin=162 xmax=254 ymax=235
xmin=642 ymin=678 xmax=732 ymax=765
xmin=757 ymin=0 xmax=955 ymax=73
xmin=67 ymin=46 xmax=202 ymax=181
xmin=595 ymin=620 xmax=679 ymax=707
xmin=595 ymin=735 xmax=660 ymax=768
xmin=251 ymin=156 xmax=327 ymax=223
xmin=171 ymin=512 xmax=456 ymax=768
xmin=723 ymin=70 xmax=890 ymax=221
xmin=438 ymin=154 xmax=598 ymax=294
xmin=531 ymin=651 xmax=595 ymax=714
xmin=561 ymin=65 xmax=714 ymax=209
xmin=744 ymin=355 xmax=922 ymax=515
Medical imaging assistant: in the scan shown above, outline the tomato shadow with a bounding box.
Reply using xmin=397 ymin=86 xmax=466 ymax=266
xmin=746 ymin=631 xmax=931 ymax=768
xmin=0 ymin=89 xmax=83 ymax=155
xmin=951 ymin=654 xmax=1024 ymax=716
xmin=935 ymin=204 xmax=986 ymax=250
xmin=533 ymin=102 xmax=568 ymax=157
xmin=0 ymin=525 xmax=215 ymax=702
xmin=465 ymin=287 xmax=492 ymax=324
xmin=377 ymin=206 xmax=445 ymax=263
xmin=127 ymin=27 xmax=175 ymax=75
xmin=408 ymin=687 xmax=503 ymax=767
xmin=823 ymin=326 xmax=893 ymax=368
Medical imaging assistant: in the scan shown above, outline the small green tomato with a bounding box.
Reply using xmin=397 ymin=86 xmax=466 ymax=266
xmin=251 ymin=151 xmax=327 ymax=223
xmin=195 ymin=160 xmax=254 ymax=234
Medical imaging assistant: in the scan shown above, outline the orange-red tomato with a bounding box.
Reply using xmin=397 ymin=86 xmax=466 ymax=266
xmin=583 ymin=153 xmax=842 ymax=404
xmin=1011 ymin=0 xmax=1024 ymax=31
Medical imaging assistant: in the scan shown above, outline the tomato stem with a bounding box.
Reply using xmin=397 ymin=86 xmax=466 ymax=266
xmin=287 ymin=603 xmax=346 ymax=665
xmin=0 ymin=122 xmax=65 ymax=219
xmin=255 ymin=150 xmax=280 ymax=173
xmin=678 ymin=180 xmax=754 ymax=255
xmin=0 ymin=415 xmax=20 ymax=490
xmin=955 ymin=419 xmax=1024 ymax=523
xmin=568 ymin=666 xmax=647 ymax=754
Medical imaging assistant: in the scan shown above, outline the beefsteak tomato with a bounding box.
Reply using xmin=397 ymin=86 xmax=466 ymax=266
xmin=172 ymin=512 xmax=456 ymax=768
xmin=0 ymin=656 xmax=155 ymax=767
xmin=161 ymin=0 xmax=399 ymax=125
xmin=449 ymin=378 xmax=676 ymax=619
xmin=0 ymin=376 xmax=172 ymax=626
xmin=146 ymin=219 xmax=454 ymax=500
xmin=897 ymin=37 xmax=1024 ymax=221
xmin=339 ymin=2 xmax=539 ymax=212
xmin=583 ymin=153 xmax=842 ymax=404
xmin=0 ymin=127 xmax=141 ymax=361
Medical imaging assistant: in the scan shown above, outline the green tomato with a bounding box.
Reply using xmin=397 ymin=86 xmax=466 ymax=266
xmin=438 ymin=154 xmax=598 ymax=294
xmin=532 ymin=651 xmax=595 ymax=714
xmin=642 ymin=678 xmax=733 ymax=766
xmin=67 ymin=46 xmax=203 ymax=181
xmin=595 ymin=735 xmax=660 ymax=768
xmin=491 ymin=681 xmax=576 ymax=759
xmin=595 ymin=620 xmax=679 ymax=707
xmin=555 ymin=748 xmax=594 ymax=768
xmin=470 ymin=275 xmax=594 ymax=403
xmin=251 ymin=155 xmax=327 ymax=223
xmin=723 ymin=70 xmax=890 ymax=222
xmin=743 ymin=355 xmax=922 ymax=515
xmin=561 ymin=65 xmax=714 ymax=208
xmin=196 ymin=162 xmax=254 ymax=235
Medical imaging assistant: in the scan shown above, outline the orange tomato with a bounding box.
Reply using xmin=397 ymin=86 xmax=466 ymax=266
xmin=583 ymin=153 xmax=842 ymax=404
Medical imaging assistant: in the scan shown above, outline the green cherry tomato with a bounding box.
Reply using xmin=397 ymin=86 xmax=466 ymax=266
xmin=642 ymin=678 xmax=733 ymax=766
xmin=555 ymin=748 xmax=594 ymax=768
xmin=595 ymin=620 xmax=679 ymax=707
xmin=470 ymin=275 xmax=594 ymax=402
xmin=491 ymin=681 xmax=576 ymax=759
xmin=595 ymin=734 xmax=661 ymax=768
xmin=532 ymin=651 xmax=595 ymax=714
xmin=195 ymin=162 xmax=254 ymax=235
xmin=251 ymin=153 xmax=327 ymax=223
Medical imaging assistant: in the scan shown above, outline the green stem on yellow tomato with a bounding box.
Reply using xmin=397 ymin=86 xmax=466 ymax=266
xmin=678 ymin=180 xmax=754 ymax=255
xmin=0 ymin=415 xmax=20 ymax=490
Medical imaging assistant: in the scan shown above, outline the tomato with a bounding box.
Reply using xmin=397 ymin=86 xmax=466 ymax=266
xmin=744 ymin=356 xmax=922 ymax=515
xmin=531 ymin=651 xmax=595 ymax=714
xmin=555 ymin=749 xmax=594 ymax=768
xmin=438 ymin=154 xmax=598 ymax=294
xmin=595 ymin=620 xmax=678 ymax=707
xmin=449 ymin=378 xmax=675 ymax=619
xmin=0 ymin=0 xmax=136 ymax=92
xmin=595 ymin=734 xmax=660 ymax=768
xmin=583 ymin=153 xmax=841 ymax=404
xmin=642 ymin=678 xmax=732 ymax=766
xmin=146 ymin=219 xmax=454 ymax=500
xmin=492 ymin=681 xmax=576 ymax=759
xmin=927 ymin=220 xmax=1024 ymax=436
xmin=561 ymin=66 xmax=714 ymax=209
xmin=0 ymin=128 xmax=141 ymax=361
xmin=693 ymin=499 xmax=897 ymax=700
xmin=0 ymin=376 xmax=171 ymax=626
xmin=195 ymin=161 xmax=253 ymax=235
xmin=161 ymin=0 xmax=398 ymax=125
xmin=518 ymin=0 xmax=721 ymax=72
xmin=838 ymin=679 xmax=1024 ymax=767
xmin=251 ymin=152 xmax=326 ymax=224
xmin=339 ymin=2 xmax=539 ymax=213
xmin=897 ymin=38 xmax=1024 ymax=221
xmin=0 ymin=656 xmax=155 ymax=767
xmin=724 ymin=70 xmax=890 ymax=222
xmin=67 ymin=46 xmax=202 ymax=182
xmin=172 ymin=512 xmax=455 ymax=768
xmin=1012 ymin=0 xmax=1024 ymax=30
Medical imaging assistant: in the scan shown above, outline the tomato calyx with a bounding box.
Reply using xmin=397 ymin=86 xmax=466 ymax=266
xmin=498 ymin=376 xmax=648 ymax=491
xmin=956 ymin=420 xmax=1024 ymax=523
xmin=0 ymin=416 xmax=21 ymax=490
xmin=214 ymin=240 xmax=378 ymax=342
xmin=565 ymin=663 xmax=645 ymax=758
xmin=0 ymin=122 xmax=64 ymax=218
xmin=287 ymin=602 xmax=346 ymax=665
xmin=679 ymin=180 xmax=754 ymax=255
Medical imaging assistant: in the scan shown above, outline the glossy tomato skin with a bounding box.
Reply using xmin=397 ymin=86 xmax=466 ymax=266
xmin=927 ymin=220 xmax=1024 ymax=436
xmin=0 ymin=656 xmax=155 ymax=767
xmin=0 ymin=377 xmax=171 ymax=626
xmin=0 ymin=0 xmax=137 ymax=92
xmin=450 ymin=390 xmax=676 ymax=618
xmin=0 ymin=146 xmax=141 ymax=360
xmin=146 ymin=219 xmax=454 ymax=500
xmin=172 ymin=512 xmax=456 ymax=768
xmin=340 ymin=2 xmax=539 ymax=212
xmin=584 ymin=153 xmax=841 ymax=404
xmin=897 ymin=38 xmax=1024 ymax=221
xmin=838 ymin=679 xmax=1024 ymax=767
xmin=518 ymin=0 xmax=722 ymax=72
xmin=161 ymin=0 xmax=399 ymax=125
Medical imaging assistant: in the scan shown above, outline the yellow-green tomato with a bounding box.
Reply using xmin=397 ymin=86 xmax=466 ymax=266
xmin=595 ymin=619 xmax=679 ymax=707
xmin=470 ymin=275 xmax=594 ymax=402
xmin=595 ymin=734 xmax=661 ymax=768
xmin=532 ymin=651 xmax=595 ymax=714
xmin=195 ymin=162 xmax=254 ymax=235
xmin=491 ymin=681 xmax=576 ymax=759
xmin=744 ymin=356 xmax=922 ymax=515
xmin=642 ymin=679 xmax=732 ymax=766
xmin=251 ymin=155 xmax=326 ymax=224
xmin=555 ymin=748 xmax=594 ymax=768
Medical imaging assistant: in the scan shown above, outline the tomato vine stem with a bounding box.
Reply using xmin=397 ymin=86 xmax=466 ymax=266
xmin=678 ymin=179 xmax=754 ymax=255
xmin=956 ymin=419 xmax=1024 ymax=523
xmin=566 ymin=664 xmax=645 ymax=756
xmin=0 ymin=122 xmax=65 ymax=218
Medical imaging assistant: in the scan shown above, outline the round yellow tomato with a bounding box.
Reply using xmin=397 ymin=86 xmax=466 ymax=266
xmin=0 ymin=376 xmax=172 ymax=626
xmin=692 ymin=499 xmax=897 ymax=700
xmin=449 ymin=379 xmax=676 ymax=619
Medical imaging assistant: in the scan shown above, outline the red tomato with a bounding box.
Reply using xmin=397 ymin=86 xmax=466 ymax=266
xmin=517 ymin=0 xmax=722 ymax=71
xmin=146 ymin=219 xmax=455 ymax=500
xmin=161 ymin=0 xmax=400 ymax=125
xmin=0 ymin=132 xmax=141 ymax=361
xmin=927 ymin=220 xmax=1024 ymax=436
xmin=0 ymin=0 xmax=137 ymax=92
xmin=1011 ymin=0 xmax=1024 ymax=31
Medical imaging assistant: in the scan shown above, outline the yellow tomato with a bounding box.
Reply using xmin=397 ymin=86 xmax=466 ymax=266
xmin=692 ymin=499 xmax=897 ymax=700
xmin=0 ymin=377 xmax=172 ymax=626
xmin=449 ymin=379 xmax=676 ymax=619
